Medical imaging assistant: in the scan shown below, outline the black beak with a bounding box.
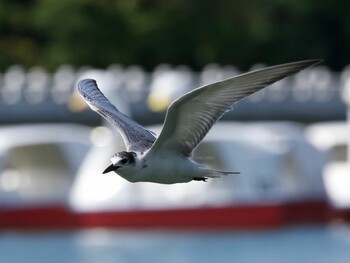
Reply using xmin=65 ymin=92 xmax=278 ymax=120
xmin=102 ymin=164 xmax=119 ymax=174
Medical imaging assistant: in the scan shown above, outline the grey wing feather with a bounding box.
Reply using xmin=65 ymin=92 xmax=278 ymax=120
xmin=149 ymin=59 xmax=322 ymax=157
xmin=78 ymin=79 xmax=156 ymax=152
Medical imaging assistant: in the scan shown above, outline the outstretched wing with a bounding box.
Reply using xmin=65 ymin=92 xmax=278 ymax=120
xmin=78 ymin=79 xmax=156 ymax=152
xmin=148 ymin=59 xmax=322 ymax=157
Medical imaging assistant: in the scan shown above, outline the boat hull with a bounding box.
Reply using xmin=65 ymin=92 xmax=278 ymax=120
xmin=0 ymin=200 xmax=328 ymax=230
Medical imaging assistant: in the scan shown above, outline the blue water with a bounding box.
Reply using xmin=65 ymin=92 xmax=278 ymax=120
xmin=1 ymin=225 xmax=350 ymax=263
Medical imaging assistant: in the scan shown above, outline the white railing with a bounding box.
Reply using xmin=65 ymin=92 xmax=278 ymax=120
xmin=0 ymin=63 xmax=343 ymax=106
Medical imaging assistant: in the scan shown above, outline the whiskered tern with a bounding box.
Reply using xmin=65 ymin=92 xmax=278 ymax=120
xmin=78 ymin=59 xmax=322 ymax=184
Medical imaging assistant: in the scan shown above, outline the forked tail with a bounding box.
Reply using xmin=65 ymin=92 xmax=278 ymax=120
xmin=202 ymin=167 xmax=240 ymax=178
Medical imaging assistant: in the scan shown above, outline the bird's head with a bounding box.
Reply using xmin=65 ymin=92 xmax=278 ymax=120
xmin=103 ymin=151 xmax=137 ymax=174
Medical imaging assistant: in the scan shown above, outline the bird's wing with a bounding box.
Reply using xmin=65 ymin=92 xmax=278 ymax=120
xmin=148 ymin=59 xmax=322 ymax=157
xmin=78 ymin=79 xmax=156 ymax=152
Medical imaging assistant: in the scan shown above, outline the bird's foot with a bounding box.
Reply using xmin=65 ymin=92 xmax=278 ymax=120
xmin=193 ymin=177 xmax=208 ymax=182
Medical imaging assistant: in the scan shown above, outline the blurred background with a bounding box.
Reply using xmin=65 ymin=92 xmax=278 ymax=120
xmin=1 ymin=0 xmax=350 ymax=262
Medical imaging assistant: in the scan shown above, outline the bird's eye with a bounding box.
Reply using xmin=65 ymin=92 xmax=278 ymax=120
xmin=120 ymin=158 xmax=128 ymax=164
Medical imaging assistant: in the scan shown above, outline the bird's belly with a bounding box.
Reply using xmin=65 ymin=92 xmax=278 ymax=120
xmin=140 ymin=158 xmax=197 ymax=184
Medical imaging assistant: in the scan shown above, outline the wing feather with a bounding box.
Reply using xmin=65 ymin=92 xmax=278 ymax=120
xmin=148 ymin=59 xmax=322 ymax=157
xmin=78 ymin=79 xmax=156 ymax=152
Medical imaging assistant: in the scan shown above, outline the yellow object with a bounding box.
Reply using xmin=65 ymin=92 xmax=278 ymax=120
xmin=147 ymin=92 xmax=171 ymax=112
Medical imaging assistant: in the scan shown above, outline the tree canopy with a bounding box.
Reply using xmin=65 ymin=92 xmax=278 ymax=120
xmin=0 ymin=0 xmax=349 ymax=71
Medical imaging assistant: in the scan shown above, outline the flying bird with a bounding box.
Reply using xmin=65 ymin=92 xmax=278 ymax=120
xmin=78 ymin=59 xmax=322 ymax=184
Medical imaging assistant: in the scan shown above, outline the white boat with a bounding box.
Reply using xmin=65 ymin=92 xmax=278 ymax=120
xmin=0 ymin=122 xmax=329 ymax=229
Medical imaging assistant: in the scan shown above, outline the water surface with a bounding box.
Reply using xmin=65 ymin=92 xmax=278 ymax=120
xmin=1 ymin=225 xmax=350 ymax=263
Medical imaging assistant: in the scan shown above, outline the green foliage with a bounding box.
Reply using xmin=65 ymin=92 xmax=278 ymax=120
xmin=0 ymin=0 xmax=349 ymax=71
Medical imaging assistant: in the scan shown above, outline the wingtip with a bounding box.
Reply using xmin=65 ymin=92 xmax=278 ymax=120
xmin=294 ymin=59 xmax=324 ymax=72
xmin=77 ymin=79 xmax=98 ymax=94
xmin=283 ymin=58 xmax=323 ymax=68
xmin=307 ymin=58 xmax=324 ymax=66
xmin=78 ymin=78 xmax=96 ymax=86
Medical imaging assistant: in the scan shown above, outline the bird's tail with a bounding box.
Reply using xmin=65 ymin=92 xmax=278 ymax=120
xmin=202 ymin=167 xmax=240 ymax=178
